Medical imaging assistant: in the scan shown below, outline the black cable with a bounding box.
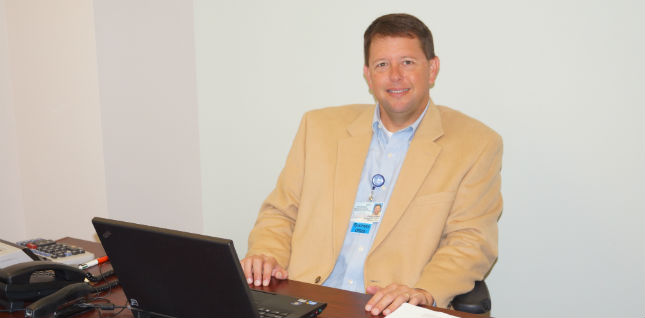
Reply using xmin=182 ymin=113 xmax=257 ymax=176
xmin=101 ymin=298 xmax=129 ymax=317
xmin=84 ymin=269 xmax=114 ymax=282
xmin=82 ymin=262 xmax=118 ymax=303
xmin=77 ymin=302 xmax=128 ymax=318
xmin=84 ymin=296 xmax=112 ymax=304
xmin=98 ymin=262 xmax=115 ymax=297
xmin=53 ymin=298 xmax=92 ymax=318
xmin=76 ymin=303 xmax=118 ymax=310
xmin=111 ymin=301 xmax=128 ymax=316
xmin=84 ymin=263 xmax=114 ymax=283
xmin=92 ymin=279 xmax=119 ymax=293
xmin=54 ymin=298 xmax=128 ymax=318
xmin=69 ymin=295 xmax=127 ymax=315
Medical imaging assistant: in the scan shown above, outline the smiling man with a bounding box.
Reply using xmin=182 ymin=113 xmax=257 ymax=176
xmin=242 ymin=13 xmax=503 ymax=316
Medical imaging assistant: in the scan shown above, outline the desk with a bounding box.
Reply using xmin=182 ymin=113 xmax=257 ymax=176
xmin=1 ymin=238 xmax=479 ymax=318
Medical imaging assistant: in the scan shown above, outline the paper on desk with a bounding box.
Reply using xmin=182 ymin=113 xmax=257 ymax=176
xmin=387 ymin=303 xmax=460 ymax=318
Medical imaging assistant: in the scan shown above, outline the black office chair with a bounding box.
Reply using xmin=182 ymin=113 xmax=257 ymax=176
xmin=450 ymin=280 xmax=491 ymax=315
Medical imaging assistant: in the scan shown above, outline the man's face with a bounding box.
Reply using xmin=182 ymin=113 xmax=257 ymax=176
xmin=364 ymin=35 xmax=439 ymax=130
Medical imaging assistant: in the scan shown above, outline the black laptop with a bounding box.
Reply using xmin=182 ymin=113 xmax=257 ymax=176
xmin=92 ymin=217 xmax=326 ymax=318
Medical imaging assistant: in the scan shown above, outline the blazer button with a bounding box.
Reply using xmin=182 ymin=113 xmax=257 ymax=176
xmin=315 ymin=276 xmax=321 ymax=284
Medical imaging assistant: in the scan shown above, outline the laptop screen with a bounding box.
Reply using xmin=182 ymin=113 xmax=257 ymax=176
xmin=92 ymin=217 xmax=257 ymax=318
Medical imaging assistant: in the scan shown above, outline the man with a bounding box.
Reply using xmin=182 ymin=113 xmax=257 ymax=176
xmin=242 ymin=13 xmax=502 ymax=316
xmin=372 ymin=203 xmax=382 ymax=216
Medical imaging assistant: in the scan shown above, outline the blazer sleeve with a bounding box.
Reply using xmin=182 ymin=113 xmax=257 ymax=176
xmin=414 ymin=131 xmax=503 ymax=308
xmin=246 ymin=114 xmax=308 ymax=268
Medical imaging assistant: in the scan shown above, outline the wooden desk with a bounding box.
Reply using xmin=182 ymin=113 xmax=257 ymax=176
xmin=1 ymin=238 xmax=478 ymax=318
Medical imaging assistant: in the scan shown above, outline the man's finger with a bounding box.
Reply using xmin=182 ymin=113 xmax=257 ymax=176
xmin=371 ymin=292 xmax=397 ymax=316
xmin=382 ymin=293 xmax=409 ymax=316
xmin=278 ymin=267 xmax=288 ymax=279
xmin=241 ymin=258 xmax=253 ymax=284
xmin=251 ymin=257 xmax=264 ymax=286
xmin=364 ymin=287 xmax=384 ymax=312
xmin=411 ymin=288 xmax=432 ymax=306
xmin=369 ymin=287 xmax=402 ymax=316
xmin=408 ymin=292 xmax=423 ymax=306
xmin=262 ymin=260 xmax=273 ymax=286
xmin=366 ymin=285 xmax=381 ymax=295
xmin=272 ymin=265 xmax=288 ymax=280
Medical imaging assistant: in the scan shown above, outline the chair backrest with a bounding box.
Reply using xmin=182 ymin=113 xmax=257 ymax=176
xmin=450 ymin=280 xmax=491 ymax=315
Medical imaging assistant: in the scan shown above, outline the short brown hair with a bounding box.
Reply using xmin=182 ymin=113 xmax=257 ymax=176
xmin=363 ymin=13 xmax=435 ymax=66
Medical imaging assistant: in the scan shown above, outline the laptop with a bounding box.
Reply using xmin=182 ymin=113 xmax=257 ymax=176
xmin=92 ymin=217 xmax=326 ymax=318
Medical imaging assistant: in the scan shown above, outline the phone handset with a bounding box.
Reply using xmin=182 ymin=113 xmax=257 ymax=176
xmin=0 ymin=261 xmax=85 ymax=284
xmin=0 ymin=261 xmax=86 ymax=312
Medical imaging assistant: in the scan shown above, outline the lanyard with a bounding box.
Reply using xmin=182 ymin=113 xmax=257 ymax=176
xmin=368 ymin=174 xmax=385 ymax=201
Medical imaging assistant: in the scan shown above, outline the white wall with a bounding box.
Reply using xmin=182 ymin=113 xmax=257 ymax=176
xmin=195 ymin=0 xmax=644 ymax=317
xmin=0 ymin=0 xmax=202 ymax=241
xmin=1 ymin=0 xmax=108 ymax=241
xmin=93 ymin=0 xmax=202 ymax=233
xmin=194 ymin=0 xmax=371 ymax=258
xmin=0 ymin=0 xmax=25 ymax=241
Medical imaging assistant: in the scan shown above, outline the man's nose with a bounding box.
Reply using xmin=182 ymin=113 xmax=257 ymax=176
xmin=389 ymin=64 xmax=402 ymax=81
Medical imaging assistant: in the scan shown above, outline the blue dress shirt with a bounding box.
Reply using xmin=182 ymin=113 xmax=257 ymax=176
xmin=322 ymin=104 xmax=429 ymax=292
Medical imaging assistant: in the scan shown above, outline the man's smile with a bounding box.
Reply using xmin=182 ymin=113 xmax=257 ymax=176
xmin=386 ymin=88 xmax=410 ymax=95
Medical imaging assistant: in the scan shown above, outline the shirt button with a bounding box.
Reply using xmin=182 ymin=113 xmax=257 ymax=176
xmin=358 ymin=246 xmax=364 ymax=252
xmin=388 ymin=153 xmax=393 ymax=158
xmin=348 ymin=280 xmax=354 ymax=285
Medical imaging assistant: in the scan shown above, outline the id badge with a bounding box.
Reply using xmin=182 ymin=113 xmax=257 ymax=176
xmin=350 ymin=201 xmax=384 ymax=234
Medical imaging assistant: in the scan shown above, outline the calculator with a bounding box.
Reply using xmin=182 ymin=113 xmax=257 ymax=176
xmin=16 ymin=239 xmax=95 ymax=266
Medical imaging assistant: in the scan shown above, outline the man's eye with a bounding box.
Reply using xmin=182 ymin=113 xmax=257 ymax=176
xmin=375 ymin=62 xmax=387 ymax=68
xmin=403 ymin=60 xmax=414 ymax=65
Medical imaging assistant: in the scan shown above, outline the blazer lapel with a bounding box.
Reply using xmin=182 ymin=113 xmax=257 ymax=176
xmin=332 ymin=107 xmax=374 ymax=257
xmin=370 ymin=103 xmax=444 ymax=252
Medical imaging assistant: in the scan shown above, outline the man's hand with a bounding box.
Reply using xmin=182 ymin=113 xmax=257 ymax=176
xmin=365 ymin=283 xmax=434 ymax=316
xmin=240 ymin=254 xmax=289 ymax=287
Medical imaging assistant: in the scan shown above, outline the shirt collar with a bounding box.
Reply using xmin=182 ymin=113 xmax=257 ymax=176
xmin=372 ymin=102 xmax=430 ymax=141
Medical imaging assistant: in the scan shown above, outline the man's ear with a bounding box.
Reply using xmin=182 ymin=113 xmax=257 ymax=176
xmin=428 ymin=56 xmax=440 ymax=85
xmin=363 ymin=65 xmax=373 ymax=90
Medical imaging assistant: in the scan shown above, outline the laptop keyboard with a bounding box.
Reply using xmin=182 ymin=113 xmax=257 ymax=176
xmin=256 ymin=307 xmax=290 ymax=318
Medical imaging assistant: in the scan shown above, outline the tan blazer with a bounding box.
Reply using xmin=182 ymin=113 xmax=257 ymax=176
xmin=247 ymin=102 xmax=503 ymax=308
